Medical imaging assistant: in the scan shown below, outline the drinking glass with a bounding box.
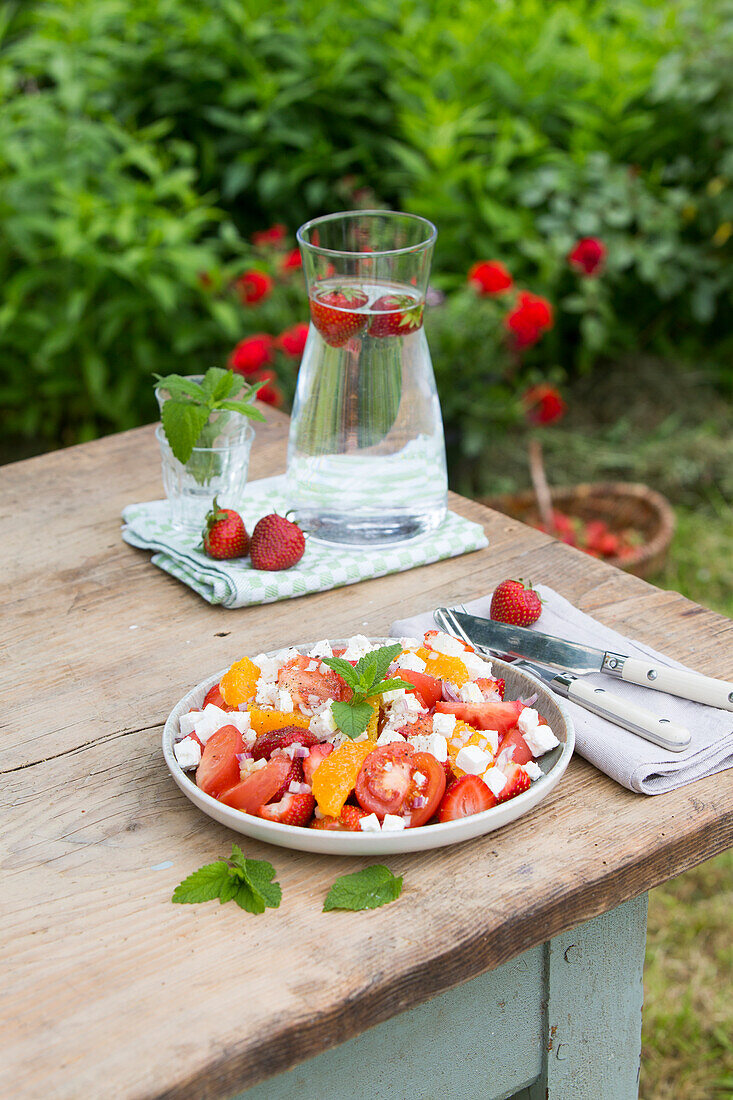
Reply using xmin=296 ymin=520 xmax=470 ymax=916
xmin=286 ymin=210 xmax=447 ymax=546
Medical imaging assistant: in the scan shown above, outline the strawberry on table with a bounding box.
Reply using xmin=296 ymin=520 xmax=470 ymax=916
xmin=309 ymin=286 xmax=369 ymax=347
xmin=368 ymin=294 xmax=424 ymax=338
xmin=202 ymin=497 xmax=249 ymax=560
xmin=490 ymin=579 xmax=542 ymax=627
xmin=249 ymin=513 xmax=306 ymax=571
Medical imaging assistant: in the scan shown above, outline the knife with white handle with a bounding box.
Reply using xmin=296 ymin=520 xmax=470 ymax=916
xmin=434 ymin=608 xmax=692 ymax=752
xmin=445 ymin=609 xmax=733 ymax=712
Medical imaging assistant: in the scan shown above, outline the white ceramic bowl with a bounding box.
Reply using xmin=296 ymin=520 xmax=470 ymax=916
xmin=163 ymin=641 xmax=574 ymax=855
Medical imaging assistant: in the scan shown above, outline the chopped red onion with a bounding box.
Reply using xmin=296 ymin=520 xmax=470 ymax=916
xmin=288 ymin=781 xmax=312 ymax=794
xmin=235 ymin=752 xmax=253 ymax=763
xmin=519 ymin=692 xmax=539 ymax=707
xmin=413 ymin=795 xmax=428 ymax=808
xmin=237 ymin=702 xmax=250 ymax=712
xmin=293 ymin=744 xmax=310 ymax=758
xmin=442 ymin=680 xmax=460 ymax=702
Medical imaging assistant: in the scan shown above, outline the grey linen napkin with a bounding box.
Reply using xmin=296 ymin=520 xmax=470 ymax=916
xmin=392 ymin=585 xmax=733 ymax=795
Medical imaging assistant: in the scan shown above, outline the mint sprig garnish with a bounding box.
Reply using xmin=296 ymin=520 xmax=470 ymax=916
xmin=321 ymin=643 xmax=412 ymax=740
xmin=172 ymin=844 xmax=281 ymax=913
xmin=155 ymin=366 xmax=266 ymax=465
xmin=323 ymin=865 xmax=403 ymax=912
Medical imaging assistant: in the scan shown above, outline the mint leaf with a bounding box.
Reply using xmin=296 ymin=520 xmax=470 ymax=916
xmin=161 ymin=399 xmax=211 ymax=464
xmin=357 ymin=643 xmax=401 ymax=687
xmin=218 ymin=399 xmax=267 ymax=421
xmin=323 ymin=865 xmax=403 ymax=912
xmin=172 ymin=861 xmax=231 ymax=904
xmin=322 ymin=656 xmax=360 ymax=687
xmin=154 ymin=373 xmax=206 ymax=401
xmin=372 ymin=677 xmax=413 ymax=696
xmin=201 ymin=366 xmax=239 ymax=402
xmin=243 ymin=859 xmax=282 ymax=909
xmin=332 ymin=699 xmax=375 ymax=739
xmin=219 ymin=869 xmax=244 ymax=904
xmin=233 ymin=880 xmax=266 ymax=914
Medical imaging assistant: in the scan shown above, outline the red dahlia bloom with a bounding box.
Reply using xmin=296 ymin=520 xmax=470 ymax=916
xmin=468 ymin=260 xmax=513 ymax=295
xmin=235 ymin=270 xmax=273 ymax=305
xmin=228 ymin=334 xmax=274 ymax=376
xmin=504 ymin=291 xmax=554 ymax=349
xmin=277 ymin=323 xmax=309 ymax=358
xmin=252 ymin=369 xmax=283 ymax=407
xmin=252 ymin=224 xmax=287 ymax=247
xmin=281 ymin=248 xmax=302 ymax=272
xmin=568 ymin=237 xmax=606 ymax=276
xmin=522 ymin=384 xmax=567 ymax=426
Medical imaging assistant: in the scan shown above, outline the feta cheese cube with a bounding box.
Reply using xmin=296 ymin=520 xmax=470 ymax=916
xmin=310 ymin=703 xmax=337 ymax=739
xmin=461 ymin=651 xmax=494 ymax=679
xmin=359 ymin=813 xmax=382 ymax=832
xmin=518 ymin=707 xmax=540 ymax=734
xmin=458 ymin=681 xmax=484 ymax=704
xmin=381 ymin=814 xmax=406 ymax=831
xmin=483 ymin=766 xmax=508 ymax=798
xmin=432 ymin=712 xmax=456 ymax=737
xmin=477 ymin=729 xmax=499 ymax=754
xmin=277 ymin=688 xmax=294 ymax=713
xmin=413 ymin=771 xmax=427 ymax=787
xmin=255 ymin=679 xmax=280 ymax=708
xmin=308 ymin=639 xmax=333 ymax=659
xmin=522 ymin=760 xmax=543 ymax=781
xmin=522 ymin=722 xmax=560 ymax=757
xmin=456 ymin=744 xmax=492 ymax=775
xmin=342 ymin=634 xmax=374 ymax=662
xmin=174 ymin=736 xmax=201 ymax=770
xmin=394 ymin=652 xmax=427 ymax=674
xmin=194 ymin=704 xmax=232 ymax=744
xmin=402 ymin=692 xmax=425 ymax=714
xmin=353 ymin=731 xmax=369 ymax=742
xmin=377 ymin=729 xmax=406 ymax=746
xmin=178 ymin=710 xmax=201 ymax=739
xmin=399 ymin=637 xmax=422 ymax=651
xmin=382 ymin=688 xmax=406 ymax=704
xmin=409 ymin=732 xmax=448 ymax=763
xmin=425 ymin=631 xmax=466 ymax=658
xmin=254 ymin=654 xmax=280 ymax=682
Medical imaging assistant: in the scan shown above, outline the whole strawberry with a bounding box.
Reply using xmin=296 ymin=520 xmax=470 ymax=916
xmin=369 ymin=294 xmax=424 ymax=338
xmin=202 ymin=498 xmax=249 ymax=560
xmin=490 ymin=579 xmax=542 ymax=627
xmin=249 ymin=512 xmax=306 ymax=571
xmin=309 ymin=286 xmax=368 ymax=347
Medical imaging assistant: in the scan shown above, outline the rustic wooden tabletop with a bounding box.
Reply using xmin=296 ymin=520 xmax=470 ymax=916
xmin=2 ymin=409 xmax=732 ymax=1100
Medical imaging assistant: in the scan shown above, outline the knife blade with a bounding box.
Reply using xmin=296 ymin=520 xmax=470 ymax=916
xmin=447 ymin=609 xmax=733 ymax=713
xmin=434 ymin=608 xmax=691 ymax=752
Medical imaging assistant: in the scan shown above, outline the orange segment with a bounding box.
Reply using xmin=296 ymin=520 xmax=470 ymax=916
xmin=312 ymin=740 xmax=374 ymax=818
xmin=365 ymin=698 xmax=379 ymax=740
xmin=248 ymin=707 xmax=311 ymax=735
xmin=416 ymin=647 xmax=470 ymax=686
xmin=220 ymin=657 xmax=260 ymax=707
xmin=448 ymin=723 xmax=496 ymax=778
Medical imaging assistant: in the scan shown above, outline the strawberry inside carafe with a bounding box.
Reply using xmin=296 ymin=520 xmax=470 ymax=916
xmin=308 ymin=280 xmax=424 ymax=348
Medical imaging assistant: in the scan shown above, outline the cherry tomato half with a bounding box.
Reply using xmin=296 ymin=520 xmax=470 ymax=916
xmin=203 ymin=682 xmax=237 ymax=711
xmin=402 ymin=751 xmax=446 ymax=828
xmin=196 ymin=725 xmax=243 ymax=798
xmin=397 ymin=669 xmax=443 ymax=709
xmin=355 ymin=743 xmax=415 ymax=817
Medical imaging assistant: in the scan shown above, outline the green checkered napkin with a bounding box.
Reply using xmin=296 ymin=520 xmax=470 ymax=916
xmin=121 ymin=475 xmax=488 ymax=608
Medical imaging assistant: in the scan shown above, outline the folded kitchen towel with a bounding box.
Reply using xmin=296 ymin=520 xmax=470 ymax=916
xmin=392 ymin=585 xmax=733 ymax=795
xmin=121 ymin=475 xmax=488 ymax=609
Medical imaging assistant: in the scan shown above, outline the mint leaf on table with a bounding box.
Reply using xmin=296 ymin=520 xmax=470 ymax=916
xmin=322 ymin=643 xmax=412 ymax=739
xmin=172 ymin=846 xmax=281 ymax=913
xmin=323 ymin=865 xmax=404 ymax=912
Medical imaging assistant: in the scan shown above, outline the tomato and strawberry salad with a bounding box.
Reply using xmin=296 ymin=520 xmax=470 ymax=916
xmin=172 ymin=631 xmax=561 ymax=832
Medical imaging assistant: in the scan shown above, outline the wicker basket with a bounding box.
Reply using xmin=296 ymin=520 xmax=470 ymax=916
xmin=483 ymin=481 xmax=675 ymax=579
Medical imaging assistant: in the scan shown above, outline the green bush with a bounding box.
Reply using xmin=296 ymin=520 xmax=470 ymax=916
xmin=0 ymin=0 xmax=731 ymax=454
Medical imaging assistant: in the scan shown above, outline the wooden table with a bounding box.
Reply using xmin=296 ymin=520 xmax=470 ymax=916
xmin=2 ymin=410 xmax=732 ymax=1100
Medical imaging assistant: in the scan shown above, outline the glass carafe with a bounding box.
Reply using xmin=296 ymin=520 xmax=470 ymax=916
xmin=286 ymin=210 xmax=447 ymax=546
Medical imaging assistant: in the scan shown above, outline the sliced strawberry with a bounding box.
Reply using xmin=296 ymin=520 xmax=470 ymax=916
xmin=496 ymin=762 xmax=531 ymax=803
xmin=437 ymin=775 xmax=496 ymax=822
xmin=252 ymin=726 xmax=319 ymax=761
xmin=278 ymin=655 xmax=350 ymax=709
xmin=269 ymin=758 xmax=305 ymax=803
xmin=310 ymin=805 xmax=370 ymax=831
xmin=368 ymin=293 xmax=424 ymax=338
xmin=476 ymin=676 xmax=505 ymax=700
xmin=496 ymin=726 xmax=533 ymax=766
xmin=435 ymin=699 xmax=524 ymax=737
xmin=258 ymin=791 xmax=316 ymax=827
xmin=202 ymin=682 xmax=237 ymax=711
xmin=303 ymin=742 xmax=334 ymax=785
xmin=309 ymin=286 xmax=368 ymax=347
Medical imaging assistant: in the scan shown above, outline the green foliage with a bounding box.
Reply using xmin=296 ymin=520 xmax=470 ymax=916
xmin=0 ymin=0 xmax=731 ymax=455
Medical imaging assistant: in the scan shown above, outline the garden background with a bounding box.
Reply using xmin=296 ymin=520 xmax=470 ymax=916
xmin=1 ymin=1 xmax=731 ymax=1095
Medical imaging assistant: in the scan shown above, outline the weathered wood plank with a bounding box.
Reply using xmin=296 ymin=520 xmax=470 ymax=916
xmin=1 ymin=415 xmax=731 ymax=1100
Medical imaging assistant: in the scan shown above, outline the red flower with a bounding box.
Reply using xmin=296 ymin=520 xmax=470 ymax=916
xmin=468 ymin=260 xmax=513 ymax=295
xmin=252 ymin=369 xmax=283 ymax=407
xmin=281 ymin=248 xmax=302 ymax=272
xmin=504 ymin=291 xmax=554 ymax=349
xmin=568 ymin=237 xmax=606 ymax=277
xmin=235 ymin=270 xmax=273 ymax=305
xmin=277 ymin=322 xmax=309 ymax=358
xmin=252 ymin=224 xmax=287 ymax=248
xmin=228 ymin=334 xmax=274 ymax=376
xmin=522 ymin=384 xmax=567 ymax=426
